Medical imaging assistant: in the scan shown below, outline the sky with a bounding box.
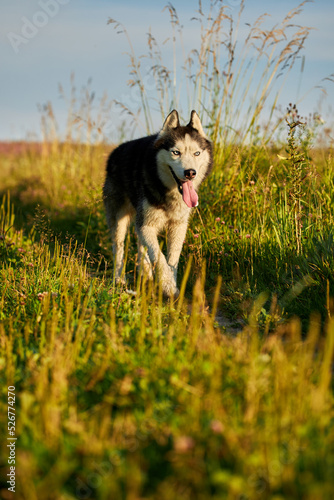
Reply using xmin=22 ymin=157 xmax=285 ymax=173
xmin=1 ymin=0 xmax=334 ymax=142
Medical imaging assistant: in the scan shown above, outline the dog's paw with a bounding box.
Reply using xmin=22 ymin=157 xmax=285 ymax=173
xmin=115 ymin=276 xmax=127 ymax=287
xmin=162 ymin=281 xmax=179 ymax=300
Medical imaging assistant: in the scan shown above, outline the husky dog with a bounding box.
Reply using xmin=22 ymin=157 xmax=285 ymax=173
xmin=103 ymin=110 xmax=213 ymax=298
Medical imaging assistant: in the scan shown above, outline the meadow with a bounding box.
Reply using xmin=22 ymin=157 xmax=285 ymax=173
xmin=1 ymin=1 xmax=334 ymax=499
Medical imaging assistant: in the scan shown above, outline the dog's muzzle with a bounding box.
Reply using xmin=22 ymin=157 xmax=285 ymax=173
xmin=169 ymin=166 xmax=199 ymax=208
xmin=169 ymin=167 xmax=197 ymax=193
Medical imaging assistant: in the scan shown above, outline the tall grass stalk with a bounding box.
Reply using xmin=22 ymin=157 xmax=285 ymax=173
xmin=1 ymin=192 xmax=334 ymax=497
xmin=108 ymin=0 xmax=312 ymax=158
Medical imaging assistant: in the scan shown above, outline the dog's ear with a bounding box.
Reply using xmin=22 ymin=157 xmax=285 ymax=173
xmin=160 ymin=110 xmax=180 ymax=134
xmin=187 ymin=110 xmax=207 ymax=138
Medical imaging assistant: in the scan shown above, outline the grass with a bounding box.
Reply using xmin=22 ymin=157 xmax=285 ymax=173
xmin=1 ymin=1 xmax=334 ymax=498
xmin=0 ymin=114 xmax=334 ymax=500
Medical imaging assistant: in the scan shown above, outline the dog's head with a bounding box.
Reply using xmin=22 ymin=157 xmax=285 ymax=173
xmin=155 ymin=110 xmax=213 ymax=208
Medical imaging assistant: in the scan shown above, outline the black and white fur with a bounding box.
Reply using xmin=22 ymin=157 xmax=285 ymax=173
xmin=103 ymin=110 xmax=213 ymax=298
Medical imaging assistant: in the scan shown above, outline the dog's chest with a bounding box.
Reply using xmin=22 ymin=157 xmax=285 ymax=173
xmin=142 ymin=196 xmax=190 ymax=230
xmin=166 ymin=193 xmax=191 ymax=222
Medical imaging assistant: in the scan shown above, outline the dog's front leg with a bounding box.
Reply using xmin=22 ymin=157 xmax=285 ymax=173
xmin=137 ymin=224 xmax=177 ymax=298
xmin=167 ymin=222 xmax=188 ymax=289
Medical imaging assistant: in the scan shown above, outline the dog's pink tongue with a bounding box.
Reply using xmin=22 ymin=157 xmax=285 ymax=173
xmin=182 ymin=180 xmax=198 ymax=208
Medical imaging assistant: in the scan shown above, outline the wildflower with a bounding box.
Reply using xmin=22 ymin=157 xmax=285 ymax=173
xmin=174 ymin=436 xmax=195 ymax=453
xmin=234 ymin=229 xmax=239 ymax=234
xmin=245 ymin=234 xmax=251 ymax=238
xmin=228 ymin=225 xmax=233 ymax=229
xmin=119 ymin=375 xmax=133 ymax=395
xmin=37 ymin=292 xmax=48 ymax=301
xmin=221 ymin=220 xmax=225 ymax=224
xmin=215 ymin=217 xmax=221 ymax=222
xmin=210 ymin=420 xmax=224 ymax=434
xmin=194 ymin=234 xmax=199 ymax=238
xmin=249 ymin=180 xmax=255 ymax=185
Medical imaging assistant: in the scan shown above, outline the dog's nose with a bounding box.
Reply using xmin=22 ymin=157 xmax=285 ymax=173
xmin=184 ymin=169 xmax=196 ymax=180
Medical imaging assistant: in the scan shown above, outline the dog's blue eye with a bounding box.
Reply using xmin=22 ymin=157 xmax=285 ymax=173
xmin=194 ymin=151 xmax=201 ymax=156
xmin=172 ymin=150 xmax=180 ymax=156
